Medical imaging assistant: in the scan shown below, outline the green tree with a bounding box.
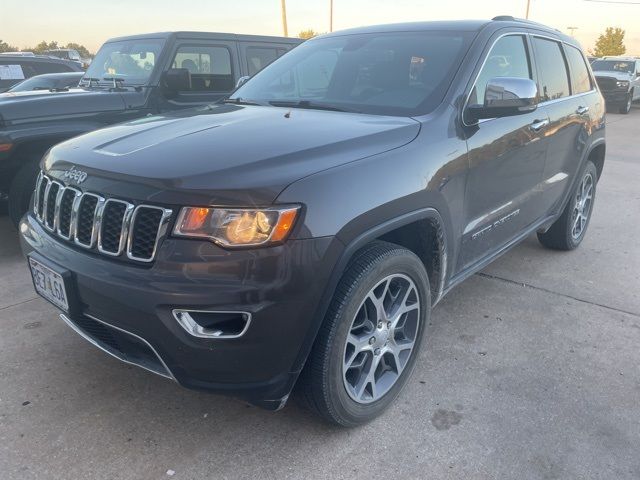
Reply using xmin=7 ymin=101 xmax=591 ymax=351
xmin=65 ymin=42 xmax=93 ymax=59
xmin=592 ymin=27 xmax=626 ymax=57
xmin=0 ymin=39 xmax=19 ymax=53
xmin=28 ymin=40 xmax=59 ymax=54
xmin=298 ymin=29 xmax=320 ymax=39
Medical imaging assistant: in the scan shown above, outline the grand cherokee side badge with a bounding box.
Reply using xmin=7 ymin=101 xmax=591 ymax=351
xmin=63 ymin=166 xmax=88 ymax=184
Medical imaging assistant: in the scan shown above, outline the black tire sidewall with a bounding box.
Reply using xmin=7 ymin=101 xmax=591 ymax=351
xmin=8 ymin=156 xmax=40 ymax=227
xmin=323 ymin=248 xmax=430 ymax=426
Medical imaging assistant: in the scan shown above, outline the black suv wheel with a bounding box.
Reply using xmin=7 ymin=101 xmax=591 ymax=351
xmin=299 ymin=241 xmax=430 ymax=426
xmin=537 ymin=161 xmax=598 ymax=250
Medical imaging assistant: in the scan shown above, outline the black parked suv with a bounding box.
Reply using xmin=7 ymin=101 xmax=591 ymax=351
xmin=0 ymin=31 xmax=300 ymax=225
xmin=20 ymin=17 xmax=605 ymax=426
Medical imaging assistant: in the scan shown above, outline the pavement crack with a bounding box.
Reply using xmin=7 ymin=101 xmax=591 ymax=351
xmin=0 ymin=297 xmax=40 ymax=312
xmin=476 ymin=272 xmax=640 ymax=318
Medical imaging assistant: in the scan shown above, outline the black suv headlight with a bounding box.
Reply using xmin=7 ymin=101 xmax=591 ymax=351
xmin=617 ymin=80 xmax=630 ymax=89
xmin=173 ymin=206 xmax=300 ymax=247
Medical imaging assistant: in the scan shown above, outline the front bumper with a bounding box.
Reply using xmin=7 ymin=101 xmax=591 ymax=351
xmin=601 ymin=90 xmax=629 ymax=104
xmin=20 ymin=213 xmax=341 ymax=408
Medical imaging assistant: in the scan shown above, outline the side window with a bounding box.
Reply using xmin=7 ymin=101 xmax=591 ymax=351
xmin=172 ymin=45 xmax=234 ymax=92
xmin=471 ymin=35 xmax=531 ymax=105
xmin=246 ymin=47 xmax=278 ymax=76
xmin=532 ymin=37 xmax=570 ymax=101
xmin=564 ymin=45 xmax=592 ymax=94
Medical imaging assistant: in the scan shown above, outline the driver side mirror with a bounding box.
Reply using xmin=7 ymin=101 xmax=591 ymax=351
xmin=235 ymin=76 xmax=251 ymax=88
xmin=467 ymin=77 xmax=538 ymax=122
xmin=162 ymin=68 xmax=191 ymax=93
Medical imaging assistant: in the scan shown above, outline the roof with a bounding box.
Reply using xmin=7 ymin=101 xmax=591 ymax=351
xmin=106 ymin=31 xmax=302 ymax=45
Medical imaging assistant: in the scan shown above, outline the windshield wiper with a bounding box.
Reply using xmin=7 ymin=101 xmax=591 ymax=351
xmin=81 ymin=77 xmax=101 ymax=87
xmin=222 ymin=97 xmax=264 ymax=106
xmin=268 ymin=100 xmax=359 ymax=113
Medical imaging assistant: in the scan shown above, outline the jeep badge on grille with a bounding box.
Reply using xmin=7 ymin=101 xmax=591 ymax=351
xmin=63 ymin=166 xmax=88 ymax=185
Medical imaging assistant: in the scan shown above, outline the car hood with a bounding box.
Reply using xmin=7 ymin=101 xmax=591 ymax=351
xmin=0 ymin=87 xmax=126 ymax=123
xmin=593 ymin=70 xmax=635 ymax=81
xmin=44 ymin=104 xmax=421 ymax=206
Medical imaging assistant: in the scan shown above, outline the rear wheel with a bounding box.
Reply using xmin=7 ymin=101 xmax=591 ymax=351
xmin=537 ymin=161 xmax=597 ymax=250
xmin=299 ymin=241 xmax=430 ymax=427
xmin=8 ymin=156 xmax=40 ymax=228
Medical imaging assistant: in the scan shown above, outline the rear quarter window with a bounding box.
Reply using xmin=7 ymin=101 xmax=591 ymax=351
xmin=564 ymin=45 xmax=592 ymax=94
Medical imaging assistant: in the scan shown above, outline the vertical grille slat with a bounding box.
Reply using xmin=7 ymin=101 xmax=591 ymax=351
xmin=57 ymin=188 xmax=79 ymax=239
xmin=74 ymin=194 xmax=100 ymax=247
xmin=128 ymin=207 xmax=166 ymax=261
xmin=32 ymin=172 xmax=170 ymax=262
xmin=98 ymin=200 xmax=131 ymax=255
xmin=45 ymin=182 xmax=61 ymax=230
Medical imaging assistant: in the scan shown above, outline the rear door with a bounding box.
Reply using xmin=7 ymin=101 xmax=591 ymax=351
xmin=460 ymin=33 xmax=550 ymax=270
xmin=159 ymin=41 xmax=239 ymax=109
xmin=531 ymin=36 xmax=590 ymax=216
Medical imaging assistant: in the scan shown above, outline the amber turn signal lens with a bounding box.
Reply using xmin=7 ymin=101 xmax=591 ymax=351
xmin=180 ymin=207 xmax=210 ymax=232
xmin=271 ymin=208 xmax=298 ymax=242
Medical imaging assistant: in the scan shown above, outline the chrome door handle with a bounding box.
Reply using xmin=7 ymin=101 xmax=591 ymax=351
xmin=576 ymin=106 xmax=589 ymax=115
xmin=530 ymin=119 xmax=549 ymax=132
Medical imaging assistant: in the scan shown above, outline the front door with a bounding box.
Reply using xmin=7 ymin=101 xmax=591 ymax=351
xmin=459 ymin=34 xmax=550 ymax=270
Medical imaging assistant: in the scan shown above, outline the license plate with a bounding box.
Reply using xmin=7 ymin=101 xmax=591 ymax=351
xmin=29 ymin=257 xmax=69 ymax=312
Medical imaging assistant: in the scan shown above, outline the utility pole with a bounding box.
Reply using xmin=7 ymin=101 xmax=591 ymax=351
xmin=281 ymin=0 xmax=288 ymax=37
xmin=567 ymin=26 xmax=578 ymax=37
xmin=525 ymin=0 xmax=531 ymax=19
xmin=330 ymin=0 xmax=333 ymax=32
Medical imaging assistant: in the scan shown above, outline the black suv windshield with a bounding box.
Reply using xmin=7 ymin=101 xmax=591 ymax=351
xmin=82 ymin=39 xmax=165 ymax=86
xmin=230 ymin=31 xmax=473 ymax=116
xmin=591 ymin=60 xmax=635 ymax=73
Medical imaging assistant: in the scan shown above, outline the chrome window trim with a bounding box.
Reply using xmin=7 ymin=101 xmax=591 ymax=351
xmin=59 ymin=313 xmax=176 ymax=381
xmin=126 ymin=205 xmax=173 ymax=263
xmin=463 ymin=31 xmax=597 ymax=126
xmin=97 ymin=199 xmax=135 ymax=257
xmin=39 ymin=176 xmax=52 ymax=223
xmin=56 ymin=187 xmax=82 ymax=240
xmin=172 ymin=309 xmax=253 ymax=339
xmin=73 ymin=192 xmax=104 ymax=249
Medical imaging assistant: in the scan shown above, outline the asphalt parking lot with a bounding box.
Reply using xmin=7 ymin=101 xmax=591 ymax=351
xmin=1 ymin=110 xmax=639 ymax=480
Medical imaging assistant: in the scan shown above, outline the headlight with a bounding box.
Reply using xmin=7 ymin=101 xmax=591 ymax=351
xmin=617 ymin=80 xmax=630 ymax=88
xmin=173 ymin=206 xmax=300 ymax=247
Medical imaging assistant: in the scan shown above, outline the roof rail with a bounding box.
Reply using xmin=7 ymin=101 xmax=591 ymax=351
xmin=491 ymin=15 xmax=561 ymax=33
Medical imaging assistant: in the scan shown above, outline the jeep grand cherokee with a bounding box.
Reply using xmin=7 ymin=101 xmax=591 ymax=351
xmin=20 ymin=17 xmax=606 ymax=426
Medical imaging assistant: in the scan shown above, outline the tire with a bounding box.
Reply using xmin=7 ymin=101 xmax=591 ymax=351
xmin=8 ymin=156 xmax=41 ymax=228
xmin=619 ymin=91 xmax=632 ymax=114
xmin=537 ymin=161 xmax=598 ymax=251
xmin=298 ymin=241 xmax=430 ymax=427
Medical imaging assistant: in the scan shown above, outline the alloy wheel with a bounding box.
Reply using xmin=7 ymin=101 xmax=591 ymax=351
xmin=571 ymin=172 xmax=594 ymax=240
xmin=342 ymin=273 xmax=420 ymax=404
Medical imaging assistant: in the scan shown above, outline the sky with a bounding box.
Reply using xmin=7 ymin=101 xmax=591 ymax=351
xmin=3 ymin=0 xmax=640 ymax=54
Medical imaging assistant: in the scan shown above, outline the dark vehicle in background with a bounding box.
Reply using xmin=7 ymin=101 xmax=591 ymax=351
xmin=0 ymin=54 xmax=81 ymax=92
xmin=0 ymin=31 xmax=301 ymax=225
xmin=20 ymin=17 xmax=605 ymax=426
xmin=44 ymin=48 xmax=84 ymax=68
xmin=592 ymin=56 xmax=640 ymax=113
xmin=6 ymin=72 xmax=84 ymax=92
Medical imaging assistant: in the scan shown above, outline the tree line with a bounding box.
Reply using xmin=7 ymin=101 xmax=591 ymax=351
xmin=0 ymin=39 xmax=93 ymax=58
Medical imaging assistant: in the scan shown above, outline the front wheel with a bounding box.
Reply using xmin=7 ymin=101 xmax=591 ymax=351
xmin=299 ymin=241 xmax=430 ymax=427
xmin=619 ymin=91 xmax=632 ymax=114
xmin=537 ymin=161 xmax=598 ymax=250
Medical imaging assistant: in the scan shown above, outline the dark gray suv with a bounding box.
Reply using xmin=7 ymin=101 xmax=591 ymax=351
xmin=19 ymin=17 xmax=605 ymax=426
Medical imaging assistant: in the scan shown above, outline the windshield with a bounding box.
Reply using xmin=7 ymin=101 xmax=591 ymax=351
xmin=230 ymin=31 xmax=473 ymax=116
xmin=82 ymin=39 xmax=165 ymax=85
xmin=591 ymin=60 xmax=635 ymax=73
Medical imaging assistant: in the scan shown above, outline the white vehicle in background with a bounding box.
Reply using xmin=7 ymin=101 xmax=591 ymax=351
xmin=591 ymin=56 xmax=640 ymax=114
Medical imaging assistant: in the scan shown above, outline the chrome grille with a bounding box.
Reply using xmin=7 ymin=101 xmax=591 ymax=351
xmin=33 ymin=173 xmax=172 ymax=262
